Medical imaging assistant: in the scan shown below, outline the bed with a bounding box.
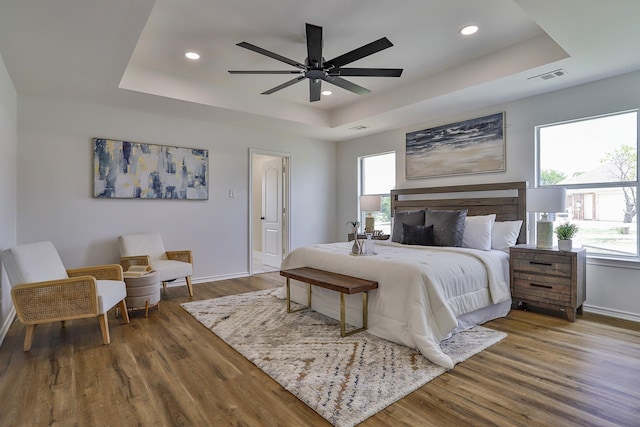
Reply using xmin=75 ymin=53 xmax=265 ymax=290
xmin=278 ymin=182 xmax=527 ymax=368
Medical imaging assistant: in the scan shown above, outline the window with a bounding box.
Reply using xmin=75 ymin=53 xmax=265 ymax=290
xmin=359 ymin=152 xmax=396 ymax=235
xmin=537 ymin=110 xmax=638 ymax=258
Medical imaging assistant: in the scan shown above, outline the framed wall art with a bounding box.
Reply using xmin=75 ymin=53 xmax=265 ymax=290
xmin=93 ymin=138 xmax=209 ymax=199
xmin=405 ymin=112 xmax=505 ymax=179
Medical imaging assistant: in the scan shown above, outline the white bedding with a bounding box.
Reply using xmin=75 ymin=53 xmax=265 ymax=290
xmin=275 ymin=240 xmax=511 ymax=368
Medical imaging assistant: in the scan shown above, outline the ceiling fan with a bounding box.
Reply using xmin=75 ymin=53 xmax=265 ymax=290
xmin=228 ymin=23 xmax=403 ymax=102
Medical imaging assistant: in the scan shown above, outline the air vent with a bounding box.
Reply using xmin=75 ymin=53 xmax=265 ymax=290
xmin=528 ymin=69 xmax=567 ymax=82
xmin=349 ymin=125 xmax=369 ymax=131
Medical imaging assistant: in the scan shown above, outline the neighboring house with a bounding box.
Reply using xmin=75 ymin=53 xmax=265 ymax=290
xmin=559 ymin=163 xmax=632 ymax=222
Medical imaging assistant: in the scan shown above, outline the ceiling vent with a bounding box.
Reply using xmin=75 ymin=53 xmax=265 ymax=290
xmin=528 ymin=69 xmax=567 ymax=82
xmin=349 ymin=125 xmax=369 ymax=131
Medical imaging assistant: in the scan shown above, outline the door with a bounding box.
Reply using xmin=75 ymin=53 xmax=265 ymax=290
xmin=261 ymin=157 xmax=283 ymax=268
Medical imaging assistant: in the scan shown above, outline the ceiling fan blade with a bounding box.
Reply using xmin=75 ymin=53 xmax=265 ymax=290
xmin=330 ymin=68 xmax=403 ymax=77
xmin=323 ymin=75 xmax=371 ymax=96
xmin=228 ymin=70 xmax=303 ymax=74
xmin=324 ymin=37 xmax=393 ymax=69
xmin=309 ymin=79 xmax=321 ymax=102
xmin=237 ymin=42 xmax=306 ymax=69
xmin=306 ymin=23 xmax=323 ymax=68
xmin=261 ymin=76 xmax=306 ymax=95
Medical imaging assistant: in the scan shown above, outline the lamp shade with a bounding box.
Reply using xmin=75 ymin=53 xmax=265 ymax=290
xmin=527 ymin=188 xmax=567 ymax=213
xmin=527 ymin=187 xmax=567 ymax=249
xmin=360 ymin=195 xmax=382 ymax=212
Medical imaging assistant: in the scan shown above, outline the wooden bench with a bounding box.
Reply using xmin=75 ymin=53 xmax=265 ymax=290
xmin=280 ymin=267 xmax=378 ymax=337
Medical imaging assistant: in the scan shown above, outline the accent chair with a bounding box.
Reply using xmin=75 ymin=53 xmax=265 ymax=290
xmin=118 ymin=232 xmax=194 ymax=297
xmin=1 ymin=241 xmax=130 ymax=351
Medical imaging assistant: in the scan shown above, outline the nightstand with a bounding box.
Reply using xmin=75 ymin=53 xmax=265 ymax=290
xmin=347 ymin=233 xmax=390 ymax=242
xmin=509 ymin=244 xmax=586 ymax=321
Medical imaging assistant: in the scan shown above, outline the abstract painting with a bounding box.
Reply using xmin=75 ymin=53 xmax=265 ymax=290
xmin=406 ymin=112 xmax=505 ymax=179
xmin=93 ymin=138 xmax=208 ymax=199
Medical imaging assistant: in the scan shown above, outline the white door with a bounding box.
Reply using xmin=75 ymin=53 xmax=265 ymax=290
xmin=261 ymin=157 xmax=283 ymax=268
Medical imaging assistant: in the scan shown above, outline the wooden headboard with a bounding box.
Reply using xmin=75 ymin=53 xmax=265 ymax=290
xmin=391 ymin=181 xmax=527 ymax=244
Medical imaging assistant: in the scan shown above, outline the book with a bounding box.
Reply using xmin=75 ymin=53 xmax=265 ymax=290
xmin=124 ymin=265 xmax=152 ymax=277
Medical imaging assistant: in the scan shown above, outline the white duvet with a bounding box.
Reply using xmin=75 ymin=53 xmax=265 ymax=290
xmin=275 ymin=240 xmax=511 ymax=369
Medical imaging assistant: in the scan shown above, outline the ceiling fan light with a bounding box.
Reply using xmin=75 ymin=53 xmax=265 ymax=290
xmin=185 ymin=51 xmax=201 ymax=60
xmin=460 ymin=25 xmax=479 ymax=36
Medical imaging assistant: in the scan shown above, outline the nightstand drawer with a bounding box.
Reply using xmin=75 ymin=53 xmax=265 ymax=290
xmin=513 ymin=272 xmax=571 ymax=304
xmin=511 ymin=254 xmax=572 ymax=277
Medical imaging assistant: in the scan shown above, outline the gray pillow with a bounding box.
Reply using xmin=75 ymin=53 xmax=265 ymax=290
xmin=424 ymin=209 xmax=468 ymax=247
xmin=391 ymin=209 xmax=425 ymax=243
xmin=401 ymin=223 xmax=435 ymax=246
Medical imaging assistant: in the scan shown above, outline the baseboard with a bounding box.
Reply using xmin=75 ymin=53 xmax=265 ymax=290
xmin=0 ymin=307 xmax=16 ymax=348
xmin=194 ymin=272 xmax=251 ymax=283
xmin=163 ymin=272 xmax=251 ymax=288
xmin=583 ymin=304 xmax=640 ymax=323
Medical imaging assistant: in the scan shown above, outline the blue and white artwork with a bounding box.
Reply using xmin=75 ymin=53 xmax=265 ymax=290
xmin=93 ymin=138 xmax=208 ymax=199
xmin=406 ymin=112 xmax=505 ymax=179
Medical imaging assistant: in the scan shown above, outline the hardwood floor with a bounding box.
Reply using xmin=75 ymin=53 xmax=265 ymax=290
xmin=1 ymin=272 xmax=639 ymax=426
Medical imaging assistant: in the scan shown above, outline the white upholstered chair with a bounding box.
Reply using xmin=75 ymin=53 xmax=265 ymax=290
xmin=1 ymin=241 xmax=130 ymax=351
xmin=118 ymin=232 xmax=194 ymax=297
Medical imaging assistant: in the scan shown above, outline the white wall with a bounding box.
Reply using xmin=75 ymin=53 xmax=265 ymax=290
xmin=251 ymin=156 xmax=264 ymax=252
xmin=0 ymin=52 xmax=17 ymax=339
xmin=17 ymin=95 xmax=336 ymax=281
xmin=337 ymin=70 xmax=640 ymax=321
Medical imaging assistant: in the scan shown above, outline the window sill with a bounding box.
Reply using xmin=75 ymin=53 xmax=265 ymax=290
xmin=587 ymin=254 xmax=640 ymax=270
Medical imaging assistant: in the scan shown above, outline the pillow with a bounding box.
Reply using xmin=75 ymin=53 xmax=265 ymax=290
xmin=391 ymin=209 xmax=425 ymax=243
xmin=424 ymin=209 xmax=468 ymax=247
xmin=401 ymin=223 xmax=435 ymax=246
xmin=491 ymin=220 xmax=524 ymax=250
xmin=462 ymin=214 xmax=496 ymax=251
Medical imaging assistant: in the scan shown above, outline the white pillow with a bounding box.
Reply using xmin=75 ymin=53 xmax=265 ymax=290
xmin=462 ymin=214 xmax=496 ymax=251
xmin=491 ymin=220 xmax=523 ymax=250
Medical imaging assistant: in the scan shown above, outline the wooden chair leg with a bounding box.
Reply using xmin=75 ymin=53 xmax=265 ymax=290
xmin=98 ymin=313 xmax=110 ymax=345
xmin=23 ymin=324 xmax=36 ymax=352
xmin=185 ymin=276 xmax=193 ymax=297
xmin=118 ymin=299 xmax=130 ymax=323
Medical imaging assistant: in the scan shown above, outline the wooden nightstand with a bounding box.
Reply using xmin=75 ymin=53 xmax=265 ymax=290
xmin=509 ymin=244 xmax=586 ymax=321
xmin=347 ymin=233 xmax=390 ymax=242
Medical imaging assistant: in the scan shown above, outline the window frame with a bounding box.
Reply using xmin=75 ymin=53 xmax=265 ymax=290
xmin=535 ymin=109 xmax=639 ymax=261
xmin=358 ymin=151 xmax=396 ymax=235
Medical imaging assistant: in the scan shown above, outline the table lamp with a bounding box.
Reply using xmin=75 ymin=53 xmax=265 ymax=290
xmin=360 ymin=195 xmax=382 ymax=233
xmin=527 ymin=188 xmax=567 ymax=249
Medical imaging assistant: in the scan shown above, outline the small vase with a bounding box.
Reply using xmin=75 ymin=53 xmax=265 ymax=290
xmin=363 ymin=233 xmax=375 ymax=255
xmin=351 ymin=237 xmax=361 ymax=255
xmin=558 ymin=239 xmax=573 ymax=251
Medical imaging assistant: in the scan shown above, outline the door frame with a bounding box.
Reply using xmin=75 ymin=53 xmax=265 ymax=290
xmin=249 ymin=148 xmax=291 ymax=275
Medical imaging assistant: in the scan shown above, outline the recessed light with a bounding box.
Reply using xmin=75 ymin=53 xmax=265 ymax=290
xmin=460 ymin=25 xmax=479 ymax=36
xmin=321 ymin=90 xmax=332 ymax=96
xmin=185 ymin=51 xmax=200 ymax=60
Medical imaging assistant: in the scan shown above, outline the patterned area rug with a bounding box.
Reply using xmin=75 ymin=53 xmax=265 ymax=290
xmin=181 ymin=290 xmax=506 ymax=427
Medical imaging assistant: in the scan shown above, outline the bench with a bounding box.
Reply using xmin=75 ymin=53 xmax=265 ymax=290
xmin=279 ymin=267 xmax=378 ymax=337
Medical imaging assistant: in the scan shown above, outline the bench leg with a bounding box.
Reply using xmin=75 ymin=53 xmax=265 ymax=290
xmin=340 ymin=293 xmax=346 ymax=337
xmin=286 ymin=278 xmax=311 ymax=313
xmin=340 ymin=291 xmax=369 ymax=337
xmin=362 ymin=291 xmax=368 ymax=330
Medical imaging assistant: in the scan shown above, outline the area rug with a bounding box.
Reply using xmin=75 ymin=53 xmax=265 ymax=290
xmin=181 ymin=290 xmax=506 ymax=427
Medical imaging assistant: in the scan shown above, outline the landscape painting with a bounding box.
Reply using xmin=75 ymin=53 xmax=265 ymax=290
xmin=406 ymin=112 xmax=505 ymax=179
xmin=93 ymin=138 xmax=208 ymax=199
